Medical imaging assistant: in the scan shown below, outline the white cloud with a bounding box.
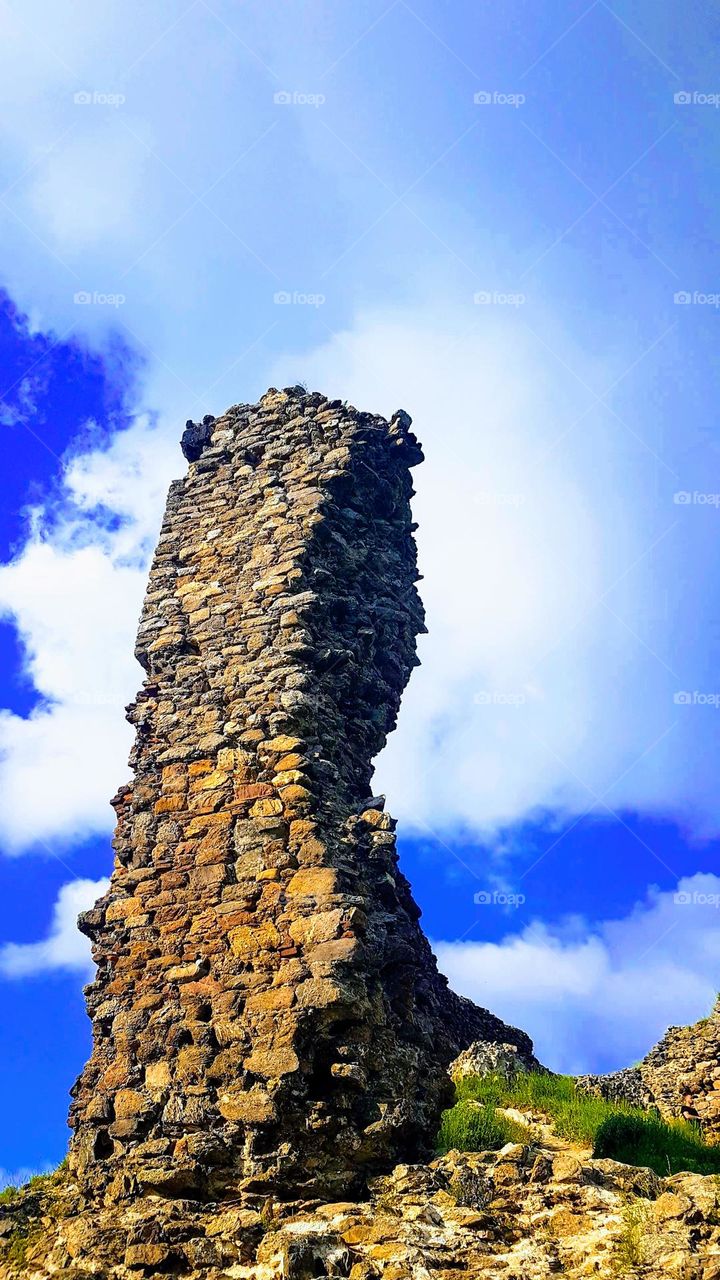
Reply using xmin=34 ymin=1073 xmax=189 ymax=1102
xmin=0 ymin=375 xmax=42 ymax=427
xmin=0 ymin=544 xmax=143 ymax=850
xmin=0 ymin=877 xmax=109 ymax=978
xmin=65 ymin=411 xmax=179 ymax=547
xmin=29 ymin=128 xmax=147 ymax=251
xmin=0 ymin=301 xmax=718 ymax=855
xmin=271 ymin=308 xmax=716 ymax=836
xmin=435 ymin=872 xmax=720 ymax=1074
xmin=0 ymin=415 xmax=178 ymax=852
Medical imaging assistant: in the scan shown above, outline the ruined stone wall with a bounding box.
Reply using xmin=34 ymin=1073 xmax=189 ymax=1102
xmin=578 ymin=998 xmax=720 ymax=1137
xmin=69 ymin=387 xmax=533 ymax=1206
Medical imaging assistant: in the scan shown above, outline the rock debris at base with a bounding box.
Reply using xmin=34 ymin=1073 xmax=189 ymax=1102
xmin=5 ymin=1089 xmax=720 ymax=1278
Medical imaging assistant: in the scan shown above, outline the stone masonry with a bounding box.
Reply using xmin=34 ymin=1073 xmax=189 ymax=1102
xmin=68 ymin=386 xmax=534 ymax=1208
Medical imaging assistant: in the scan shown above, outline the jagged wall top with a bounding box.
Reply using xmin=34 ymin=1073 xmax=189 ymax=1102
xmin=138 ymin=386 xmax=426 ymax=801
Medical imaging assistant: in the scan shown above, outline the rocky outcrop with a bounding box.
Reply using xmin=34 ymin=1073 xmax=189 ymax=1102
xmin=578 ymin=997 xmax=720 ymax=1138
xmin=450 ymin=1039 xmax=543 ymax=1083
xmin=67 ymin=386 xmax=532 ymax=1211
xmin=6 ymin=1115 xmax=720 ymax=1278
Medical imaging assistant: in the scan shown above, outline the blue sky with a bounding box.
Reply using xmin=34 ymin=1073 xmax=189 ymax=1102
xmin=1 ymin=0 xmax=720 ymax=1178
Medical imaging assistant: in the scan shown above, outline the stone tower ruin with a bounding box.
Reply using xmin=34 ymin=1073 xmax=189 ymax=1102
xmin=68 ymin=387 xmax=532 ymax=1206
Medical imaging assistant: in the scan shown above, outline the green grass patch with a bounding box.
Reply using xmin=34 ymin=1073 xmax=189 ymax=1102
xmin=440 ymin=1072 xmax=720 ymax=1176
xmin=436 ymin=1099 xmax=533 ymax=1154
xmin=0 ymin=1158 xmax=67 ymax=1200
xmin=0 ymin=1164 xmax=69 ymax=1270
xmin=455 ymin=1070 xmax=612 ymax=1145
xmin=594 ymin=1113 xmax=720 ymax=1177
xmin=611 ymin=1197 xmax=652 ymax=1274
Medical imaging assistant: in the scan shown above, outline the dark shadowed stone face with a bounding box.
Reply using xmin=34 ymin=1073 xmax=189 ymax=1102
xmin=180 ymin=415 xmax=215 ymax=462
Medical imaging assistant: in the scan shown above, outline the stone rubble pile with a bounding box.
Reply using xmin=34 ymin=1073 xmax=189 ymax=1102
xmin=5 ymin=1064 xmax=720 ymax=1279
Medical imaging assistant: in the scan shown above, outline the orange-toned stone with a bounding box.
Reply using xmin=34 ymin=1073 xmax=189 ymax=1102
xmin=154 ymin=795 xmax=185 ymax=814
xmin=145 ymin=1061 xmax=172 ymax=1090
xmin=190 ymin=768 xmax=230 ymax=791
xmin=186 ymin=812 xmax=232 ymax=836
xmin=243 ymin=1045 xmax=300 ymax=1078
xmin=188 ymin=759 xmax=214 ymax=777
xmin=234 ymin=782 xmax=274 ymax=800
xmin=162 ymin=763 xmax=187 ymax=793
xmin=287 ymin=868 xmax=338 ymax=897
xmin=275 ymin=753 xmax=306 ymax=771
xmin=197 ymin=825 xmax=230 ymax=864
xmin=245 ymin=986 xmax=295 ymax=1012
xmin=114 ymin=1089 xmax=146 ymax=1119
xmin=228 ymin=921 xmax=281 ymax=958
xmin=217 ymin=1087 xmax=276 ymax=1124
xmin=264 ymin=734 xmax=303 ymax=754
xmin=249 ymin=798 xmax=284 ymax=817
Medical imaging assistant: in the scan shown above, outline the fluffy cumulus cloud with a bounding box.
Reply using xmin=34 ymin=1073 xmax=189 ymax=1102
xmin=271 ymin=308 xmax=720 ymax=840
xmin=1 ymin=300 xmax=720 ymax=855
xmin=435 ymin=872 xmax=720 ymax=1074
xmin=0 ymin=877 xmax=109 ymax=978
xmin=0 ymin=415 xmax=178 ymax=851
xmin=0 ymin=2 xmax=717 ymax=861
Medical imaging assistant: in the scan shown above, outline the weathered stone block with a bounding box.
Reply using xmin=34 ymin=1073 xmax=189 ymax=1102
xmin=243 ymin=1044 xmax=300 ymax=1078
xmin=287 ymin=868 xmax=338 ymax=897
xmin=228 ymin=921 xmax=281 ymax=958
xmin=217 ymin=1087 xmax=276 ymax=1124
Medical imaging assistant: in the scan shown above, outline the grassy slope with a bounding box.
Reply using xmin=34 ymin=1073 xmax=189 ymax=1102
xmin=437 ymin=1072 xmax=720 ymax=1176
